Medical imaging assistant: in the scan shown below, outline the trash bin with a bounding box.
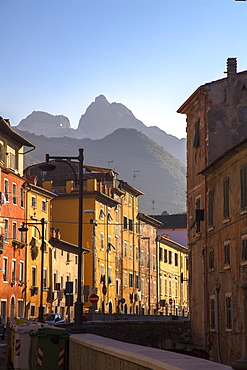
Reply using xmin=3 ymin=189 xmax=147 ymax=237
xmin=29 ymin=327 xmax=70 ymax=370
xmin=13 ymin=324 xmax=48 ymax=370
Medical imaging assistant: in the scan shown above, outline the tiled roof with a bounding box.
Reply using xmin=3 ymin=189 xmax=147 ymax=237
xmin=150 ymin=213 xmax=187 ymax=229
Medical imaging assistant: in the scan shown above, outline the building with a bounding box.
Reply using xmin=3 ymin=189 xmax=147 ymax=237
xmin=178 ymin=58 xmax=247 ymax=365
xmin=151 ymin=213 xmax=187 ymax=247
xmin=23 ymin=178 xmax=55 ymax=320
xmin=156 ymin=235 xmax=188 ymax=317
xmin=0 ymin=117 xmax=34 ymax=321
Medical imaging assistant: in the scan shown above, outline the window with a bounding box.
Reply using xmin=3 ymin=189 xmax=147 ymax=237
xmin=43 ymin=268 xmax=47 ymax=288
xmin=141 ymin=278 xmax=144 ymax=295
xmin=12 ymin=222 xmax=17 ymax=240
xmin=241 ymin=165 xmax=247 ymax=211
xmin=12 ymin=183 xmax=17 ymax=205
xmin=135 ymin=275 xmax=140 ymax=289
xmin=135 ymin=245 xmax=139 ymax=260
xmin=141 ymin=250 xmax=144 ymax=267
xmin=129 ymin=244 xmax=133 ymax=258
xmin=42 ymin=200 xmax=47 ymax=212
xmin=159 ymin=247 xmax=163 ymax=261
xmin=226 ymin=295 xmax=232 ymax=329
xmin=164 ymin=276 xmax=167 ymax=295
xmin=164 ymin=249 xmax=168 ymax=263
xmin=208 ymin=189 xmax=214 ymax=227
xmin=160 ymin=276 xmax=162 ymax=295
xmin=123 ymin=216 xmax=128 ymax=230
xmin=124 ymin=271 xmax=128 ymax=287
xmin=196 ymin=197 xmax=201 ymax=233
xmin=20 ymin=187 xmax=24 ymax=208
xmin=129 ymin=273 xmax=133 ymax=288
xmin=175 ymin=279 xmax=178 ymax=297
xmin=209 ymin=249 xmax=214 ymax=270
xmin=100 ymin=264 xmax=105 ymax=284
xmin=124 ymin=241 xmax=127 ymax=257
xmin=11 ymin=259 xmax=16 ymax=282
xmin=31 ymin=196 xmax=36 ymax=208
xmin=4 ymin=179 xmax=9 ymax=202
xmin=175 ymin=253 xmax=178 ymax=266
xmin=169 ymin=251 xmax=172 ymax=264
xmin=32 ymin=266 xmax=37 ymax=286
xmin=153 ymin=282 xmax=157 ymax=298
xmin=20 ymin=261 xmax=24 ymax=282
xmin=242 ymin=239 xmax=247 ymax=261
xmin=30 ymin=305 xmax=35 ymax=317
xmin=223 ymin=178 xmax=230 ymax=219
xmin=4 ymin=219 xmax=8 ymax=241
xmin=115 ymin=222 xmax=119 ymax=237
xmin=210 ymin=298 xmax=216 ymax=329
xmin=153 ymin=255 xmax=156 ymax=271
xmin=61 ymin=275 xmax=64 ymax=289
xmin=100 ymin=233 xmax=104 ymax=250
xmin=3 ymin=258 xmax=8 ymax=282
xmin=224 ymin=243 xmax=230 ymax=266
xmin=108 ymin=266 xmax=112 ymax=284
xmin=193 ymin=119 xmax=200 ymax=148
xmin=129 ymin=219 xmax=133 ymax=231
xmin=53 ymin=272 xmax=57 ymax=289
xmin=169 ymin=279 xmax=172 ymax=296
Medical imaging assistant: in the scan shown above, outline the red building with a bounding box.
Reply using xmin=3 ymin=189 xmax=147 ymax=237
xmin=0 ymin=118 xmax=34 ymax=321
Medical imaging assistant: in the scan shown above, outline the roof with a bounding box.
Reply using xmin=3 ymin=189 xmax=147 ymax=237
xmin=49 ymin=237 xmax=91 ymax=254
xmin=1 ymin=117 xmax=35 ymax=148
xmin=150 ymin=213 xmax=187 ymax=229
xmin=137 ymin=213 xmax=163 ymax=228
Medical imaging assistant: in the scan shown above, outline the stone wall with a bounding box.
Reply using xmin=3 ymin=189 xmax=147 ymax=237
xmin=84 ymin=320 xmax=193 ymax=354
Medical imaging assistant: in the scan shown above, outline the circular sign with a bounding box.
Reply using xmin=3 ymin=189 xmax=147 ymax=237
xmin=169 ymin=298 xmax=173 ymax=305
xmin=120 ymin=298 xmax=125 ymax=304
xmin=102 ymin=285 xmax=107 ymax=295
xmin=89 ymin=294 xmax=99 ymax=304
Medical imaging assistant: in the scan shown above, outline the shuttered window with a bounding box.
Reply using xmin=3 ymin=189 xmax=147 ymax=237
xmin=223 ymin=178 xmax=230 ymax=219
xmin=208 ymin=189 xmax=214 ymax=226
xmin=193 ymin=120 xmax=200 ymax=148
xmin=240 ymin=166 xmax=247 ymax=211
xmin=226 ymin=296 xmax=232 ymax=329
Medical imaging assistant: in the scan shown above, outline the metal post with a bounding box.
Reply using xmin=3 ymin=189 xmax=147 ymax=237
xmin=148 ymin=238 xmax=151 ymax=315
xmin=38 ymin=218 xmax=45 ymax=322
xmin=232 ymin=281 xmax=247 ymax=369
xmin=74 ymin=148 xmax=84 ymax=331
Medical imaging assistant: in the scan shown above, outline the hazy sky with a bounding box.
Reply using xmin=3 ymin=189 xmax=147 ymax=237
xmin=1 ymin=0 xmax=246 ymax=139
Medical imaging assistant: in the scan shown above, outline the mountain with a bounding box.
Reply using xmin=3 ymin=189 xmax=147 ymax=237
xmin=15 ymin=95 xmax=186 ymax=164
xmin=14 ymin=127 xmax=186 ymax=215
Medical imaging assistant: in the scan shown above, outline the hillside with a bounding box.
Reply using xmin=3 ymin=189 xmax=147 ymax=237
xmin=15 ymin=95 xmax=186 ymax=164
xmin=15 ymin=127 xmax=186 ymax=214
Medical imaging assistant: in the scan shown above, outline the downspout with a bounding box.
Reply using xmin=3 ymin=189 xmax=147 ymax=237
xmin=215 ymin=285 xmax=222 ymax=363
xmin=156 ymin=236 xmax=159 ymax=314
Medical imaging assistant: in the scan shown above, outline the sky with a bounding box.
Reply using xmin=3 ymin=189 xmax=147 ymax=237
xmin=1 ymin=0 xmax=247 ymax=139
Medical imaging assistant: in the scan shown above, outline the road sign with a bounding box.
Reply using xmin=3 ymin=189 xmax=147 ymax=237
xmin=89 ymin=294 xmax=99 ymax=304
xmin=169 ymin=298 xmax=173 ymax=305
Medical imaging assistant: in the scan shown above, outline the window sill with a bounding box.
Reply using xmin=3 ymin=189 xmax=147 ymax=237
xmin=224 ymin=264 xmax=231 ymax=270
xmin=223 ymin=218 xmax=231 ymax=224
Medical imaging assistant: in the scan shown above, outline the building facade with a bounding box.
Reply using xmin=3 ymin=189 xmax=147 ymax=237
xmin=178 ymin=58 xmax=247 ymax=365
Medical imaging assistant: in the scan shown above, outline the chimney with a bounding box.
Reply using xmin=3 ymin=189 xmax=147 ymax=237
xmin=227 ymin=58 xmax=237 ymax=77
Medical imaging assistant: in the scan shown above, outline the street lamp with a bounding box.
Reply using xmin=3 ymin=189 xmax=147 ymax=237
xmin=142 ymin=236 xmax=151 ymax=315
xmin=19 ymin=218 xmax=45 ymax=322
xmin=39 ymin=149 xmax=84 ymax=332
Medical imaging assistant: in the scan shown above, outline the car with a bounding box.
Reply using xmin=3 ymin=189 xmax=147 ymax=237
xmin=43 ymin=313 xmax=64 ymax=326
xmin=0 ymin=317 xmax=6 ymax=339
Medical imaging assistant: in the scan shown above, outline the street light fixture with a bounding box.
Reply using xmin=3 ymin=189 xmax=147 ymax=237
xmin=19 ymin=218 xmax=45 ymax=322
xmin=39 ymin=149 xmax=85 ymax=332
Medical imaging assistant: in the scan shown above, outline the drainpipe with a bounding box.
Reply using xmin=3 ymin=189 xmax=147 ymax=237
xmin=215 ymin=285 xmax=222 ymax=363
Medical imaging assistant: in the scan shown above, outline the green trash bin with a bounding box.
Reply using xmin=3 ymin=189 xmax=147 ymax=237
xmin=29 ymin=327 xmax=70 ymax=370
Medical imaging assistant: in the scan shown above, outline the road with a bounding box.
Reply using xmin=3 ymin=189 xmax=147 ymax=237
xmin=0 ymin=338 xmax=6 ymax=369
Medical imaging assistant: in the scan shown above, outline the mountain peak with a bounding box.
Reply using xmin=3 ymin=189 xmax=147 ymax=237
xmin=95 ymin=95 xmax=109 ymax=105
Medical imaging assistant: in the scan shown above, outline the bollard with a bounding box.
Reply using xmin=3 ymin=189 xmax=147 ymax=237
xmin=232 ymin=281 xmax=247 ymax=369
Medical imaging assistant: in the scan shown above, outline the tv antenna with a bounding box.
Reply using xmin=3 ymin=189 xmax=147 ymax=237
xmin=133 ymin=170 xmax=140 ymax=186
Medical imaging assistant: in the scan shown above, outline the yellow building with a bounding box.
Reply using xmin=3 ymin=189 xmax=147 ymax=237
xmin=23 ymin=179 xmax=54 ymax=319
xmin=156 ymin=236 xmax=188 ymax=317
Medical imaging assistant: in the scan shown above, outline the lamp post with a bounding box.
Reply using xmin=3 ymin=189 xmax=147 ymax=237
xmin=142 ymin=236 xmax=151 ymax=315
xmin=39 ymin=149 xmax=84 ymax=331
xmin=19 ymin=218 xmax=45 ymax=322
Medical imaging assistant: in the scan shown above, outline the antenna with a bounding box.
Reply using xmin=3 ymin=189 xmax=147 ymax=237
xmin=108 ymin=161 xmax=114 ymax=168
xmin=133 ymin=170 xmax=140 ymax=186
xmin=152 ymin=200 xmax=155 ymax=214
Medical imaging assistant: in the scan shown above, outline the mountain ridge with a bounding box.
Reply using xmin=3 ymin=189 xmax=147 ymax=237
xmin=15 ymin=95 xmax=186 ymax=164
xmin=15 ymin=127 xmax=186 ymax=215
